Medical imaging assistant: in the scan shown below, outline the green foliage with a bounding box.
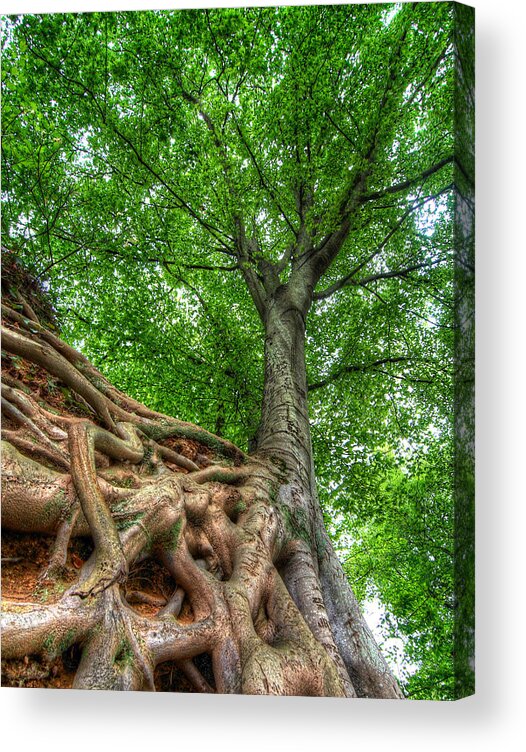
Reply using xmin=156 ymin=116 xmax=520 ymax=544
xmin=1 ymin=3 xmax=472 ymax=699
xmin=338 ymin=443 xmax=456 ymax=699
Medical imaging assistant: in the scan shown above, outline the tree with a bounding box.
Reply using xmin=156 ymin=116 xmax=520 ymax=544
xmin=1 ymin=3 xmax=474 ymax=697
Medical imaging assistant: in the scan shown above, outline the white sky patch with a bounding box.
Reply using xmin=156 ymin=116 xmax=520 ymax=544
xmin=410 ymin=191 xmax=451 ymax=238
xmin=70 ymin=127 xmax=96 ymax=169
xmin=381 ymin=3 xmax=402 ymax=28
xmin=363 ymin=597 xmax=419 ymax=683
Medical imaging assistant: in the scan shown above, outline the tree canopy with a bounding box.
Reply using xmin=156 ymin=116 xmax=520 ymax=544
xmin=1 ymin=2 xmax=474 ymax=698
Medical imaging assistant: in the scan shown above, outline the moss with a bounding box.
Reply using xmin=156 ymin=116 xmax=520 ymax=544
xmin=64 ymin=504 xmax=78 ymax=523
xmin=232 ymin=500 xmax=246 ymax=516
xmin=43 ymin=628 xmax=76 ymax=659
xmin=279 ymin=504 xmax=311 ymax=545
xmin=157 ymin=518 xmax=182 ymax=552
xmin=269 ymin=456 xmax=289 ymax=481
xmin=140 ymin=424 xmax=174 ymax=442
xmin=111 ymin=497 xmax=131 ymax=515
xmin=114 ymin=639 xmax=134 ymax=668
xmin=268 ymin=485 xmax=279 ymax=504
xmin=42 ymin=632 xmax=56 ymax=655
xmin=92 ymin=377 xmax=108 ymax=393
xmin=52 ymin=579 xmax=67 ymax=596
xmin=115 ymin=510 xmax=145 ymax=532
xmin=140 ymin=422 xmax=242 ymax=463
xmin=43 ymin=489 xmax=66 ymax=521
xmin=35 ymin=577 xmax=67 ymax=603
xmin=45 ymin=405 xmax=62 ymax=415
xmin=35 ymin=585 xmax=51 ymax=603
xmin=314 ymin=527 xmax=328 ymax=556
xmin=141 ymin=444 xmax=155 ymax=469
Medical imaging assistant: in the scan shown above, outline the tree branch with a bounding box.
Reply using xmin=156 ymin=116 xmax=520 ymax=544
xmin=360 ymin=156 xmax=455 ymax=203
xmin=183 ymin=263 xmax=239 ymax=273
xmin=232 ymin=114 xmax=297 ymax=238
xmin=293 ymin=15 xmax=416 ymax=293
xmin=313 ymin=186 xmax=452 ymax=301
xmin=308 ymin=357 xmax=411 ymax=392
xmin=355 ymin=257 xmax=445 ymax=287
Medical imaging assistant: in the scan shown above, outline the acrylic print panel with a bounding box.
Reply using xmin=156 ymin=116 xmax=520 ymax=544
xmin=1 ymin=2 xmax=474 ymax=700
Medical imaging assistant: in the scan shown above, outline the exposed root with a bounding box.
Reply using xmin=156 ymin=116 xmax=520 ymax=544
xmin=69 ymin=553 xmax=129 ymax=600
xmin=38 ymin=500 xmax=80 ymax=583
xmin=177 ymin=658 xmax=215 ymax=693
xmin=157 ymin=586 xmax=185 ymax=618
xmin=125 ymin=590 xmax=168 ymax=608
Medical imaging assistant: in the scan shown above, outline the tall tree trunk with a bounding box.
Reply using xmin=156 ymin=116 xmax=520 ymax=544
xmin=253 ymin=285 xmax=403 ymax=698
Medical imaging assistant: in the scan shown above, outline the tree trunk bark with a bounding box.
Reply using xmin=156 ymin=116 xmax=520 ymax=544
xmin=257 ymin=290 xmax=314 ymax=487
xmin=253 ymin=285 xmax=404 ymax=698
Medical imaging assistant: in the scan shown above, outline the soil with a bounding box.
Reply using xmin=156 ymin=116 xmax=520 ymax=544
xmin=1 ymin=532 xmax=196 ymax=690
xmin=1 ymin=532 xmax=86 ymax=689
xmin=155 ymin=652 xmax=216 ymax=693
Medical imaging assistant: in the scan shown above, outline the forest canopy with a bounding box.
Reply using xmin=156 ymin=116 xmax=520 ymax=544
xmin=1 ymin=2 xmax=474 ymax=699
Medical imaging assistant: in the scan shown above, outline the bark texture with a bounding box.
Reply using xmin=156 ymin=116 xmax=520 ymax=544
xmin=1 ymin=258 xmax=402 ymax=698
